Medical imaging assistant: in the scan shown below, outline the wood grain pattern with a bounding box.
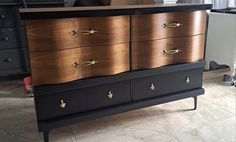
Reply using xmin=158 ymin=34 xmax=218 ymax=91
xmin=132 ymin=11 xmax=206 ymax=41
xmin=25 ymin=16 xmax=130 ymax=52
xmin=132 ymin=35 xmax=205 ymax=70
xmin=30 ymin=43 xmax=130 ymax=86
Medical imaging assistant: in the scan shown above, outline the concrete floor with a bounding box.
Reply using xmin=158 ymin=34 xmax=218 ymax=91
xmin=0 ymin=78 xmax=235 ymax=142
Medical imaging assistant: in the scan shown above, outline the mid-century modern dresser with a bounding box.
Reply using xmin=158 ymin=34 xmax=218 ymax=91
xmin=19 ymin=3 xmax=212 ymax=142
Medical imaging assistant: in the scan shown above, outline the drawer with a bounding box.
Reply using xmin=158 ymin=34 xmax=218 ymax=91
xmin=0 ymin=48 xmax=28 ymax=70
xmin=25 ymin=16 xmax=130 ymax=52
xmin=0 ymin=0 xmax=21 ymax=2
xmin=170 ymin=68 xmax=203 ymax=93
xmin=132 ymin=35 xmax=205 ymax=70
xmin=0 ymin=28 xmax=27 ymax=49
xmin=35 ymin=89 xmax=87 ymax=121
xmin=132 ymin=11 xmax=206 ymax=41
xmin=0 ymin=6 xmax=23 ymax=27
xmin=132 ymin=74 xmax=170 ymax=101
xmin=87 ymin=81 xmax=131 ymax=110
xmin=30 ymin=43 xmax=130 ymax=86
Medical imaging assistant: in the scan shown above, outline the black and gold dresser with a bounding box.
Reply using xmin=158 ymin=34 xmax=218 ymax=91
xmin=19 ymin=3 xmax=212 ymax=142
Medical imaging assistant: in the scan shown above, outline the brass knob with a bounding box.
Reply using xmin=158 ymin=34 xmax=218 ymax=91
xmin=107 ymin=91 xmax=113 ymax=99
xmin=162 ymin=48 xmax=181 ymax=55
xmin=59 ymin=99 xmax=66 ymax=108
xmin=83 ymin=60 xmax=99 ymax=66
xmin=149 ymin=83 xmax=155 ymax=91
xmin=185 ymin=77 xmax=190 ymax=84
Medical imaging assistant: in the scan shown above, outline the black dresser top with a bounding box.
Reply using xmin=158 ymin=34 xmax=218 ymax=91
xmin=19 ymin=3 xmax=212 ymax=19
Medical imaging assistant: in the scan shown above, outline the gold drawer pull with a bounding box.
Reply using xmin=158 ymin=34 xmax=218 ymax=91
xmin=80 ymin=29 xmax=98 ymax=35
xmin=107 ymin=91 xmax=113 ymax=99
xmin=149 ymin=83 xmax=155 ymax=91
xmin=59 ymin=99 xmax=66 ymax=109
xmin=72 ymin=60 xmax=98 ymax=67
xmin=82 ymin=60 xmax=99 ymax=66
xmin=163 ymin=22 xmax=183 ymax=28
xmin=186 ymin=77 xmax=190 ymax=84
xmin=162 ymin=48 xmax=181 ymax=55
xmin=69 ymin=29 xmax=98 ymax=36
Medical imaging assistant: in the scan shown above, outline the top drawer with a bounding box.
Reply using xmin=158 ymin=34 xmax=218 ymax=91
xmin=25 ymin=16 xmax=130 ymax=52
xmin=0 ymin=6 xmax=23 ymax=28
xmin=132 ymin=11 xmax=206 ymax=42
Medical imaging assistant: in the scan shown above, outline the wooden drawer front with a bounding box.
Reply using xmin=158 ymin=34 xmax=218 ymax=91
xmin=132 ymin=11 xmax=206 ymax=41
xmin=25 ymin=16 xmax=130 ymax=52
xmin=35 ymin=89 xmax=87 ymax=121
xmin=0 ymin=28 xmax=27 ymax=49
xmin=0 ymin=49 xmax=27 ymax=70
xmin=132 ymin=35 xmax=205 ymax=70
xmin=30 ymin=43 xmax=130 ymax=86
xmin=132 ymin=74 xmax=170 ymax=101
xmin=0 ymin=6 xmax=23 ymax=28
xmin=170 ymin=68 xmax=203 ymax=93
xmin=87 ymin=81 xmax=131 ymax=110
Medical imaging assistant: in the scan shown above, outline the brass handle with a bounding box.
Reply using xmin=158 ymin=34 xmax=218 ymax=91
xmin=163 ymin=22 xmax=183 ymax=28
xmin=149 ymin=83 xmax=155 ymax=91
xmin=185 ymin=77 xmax=190 ymax=84
xmin=162 ymin=48 xmax=181 ymax=55
xmin=107 ymin=91 xmax=113 ymax=99
xmin=80 ymin=29 xmax=98 ymax=35
xmin=69 ymin=29 xmax=98 ymax=36
xmin=72 ymin=60 xmax=98 ymax=67
xmin=59 ymin=99 xmax=66 ymax=108
xmin=82 ymin=60 xmax=99 ymax=66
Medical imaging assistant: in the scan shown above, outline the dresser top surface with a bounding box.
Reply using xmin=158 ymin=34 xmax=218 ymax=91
xmin=19 ymin=3 xmax=212 ymax=19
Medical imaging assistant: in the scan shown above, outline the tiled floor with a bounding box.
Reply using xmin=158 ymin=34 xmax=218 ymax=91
xmin=0 ymin=78 xmax=235 ymax=142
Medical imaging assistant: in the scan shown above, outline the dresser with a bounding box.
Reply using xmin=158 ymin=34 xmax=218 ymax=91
xmin=19 ymin=3 xmax=212 ymax=142
xmin=0 ymin=0 xmax=64 ymax=77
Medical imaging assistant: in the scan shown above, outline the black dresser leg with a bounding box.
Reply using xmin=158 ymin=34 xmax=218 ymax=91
xmin=43 ymin=131 xmax=49 ymax=142
xmin=193 ymin=96 xmax=197 ymax=110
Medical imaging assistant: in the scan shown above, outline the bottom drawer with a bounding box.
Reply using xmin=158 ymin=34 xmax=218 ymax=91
xmin=35 ymin=89 xmax=87 ymax=121
xmin=0 ymin=48 xmax=28 ymax=71
xmin=132 ymin=74 xmax=170 ymax=101
xmin=87 ymin=81 xmax=131 ymax=110
xmin=170 ymin=68 xmax=203 ymax=93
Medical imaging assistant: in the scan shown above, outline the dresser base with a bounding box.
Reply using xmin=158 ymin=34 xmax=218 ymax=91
xmin=39 ymin=88 xmax=203 ymax=142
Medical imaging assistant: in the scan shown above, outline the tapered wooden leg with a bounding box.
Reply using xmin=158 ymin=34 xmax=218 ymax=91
xmin=193 ymin=96 xmax=197 ymax=110
xmin=43 ymin=131 xmax=49 ymax=142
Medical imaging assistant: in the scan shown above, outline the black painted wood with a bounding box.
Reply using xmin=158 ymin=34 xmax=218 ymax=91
xmin=19 ymin=4 xmax=212 ymax=19
xmin=87 ymin=80 xmax=131 ymax=110
xmin=132 ymin=73 xmax=170 ymax=101
xmin=170 ymin=68 xmax=203 ymax=93
xmin=35 ymin=88 xmax=88 ymax=121
xmin=34 ymin=61 xmax=206 ymax=96
xmin=37 ymin=88 xmax=204 ymax=132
